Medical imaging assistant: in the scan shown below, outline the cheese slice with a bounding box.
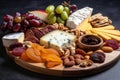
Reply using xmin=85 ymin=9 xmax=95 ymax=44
xmin=92 ymin=29 xmax=120 ymax=36
xmin=2 ymin=32 xmax=24 ymax=47
xmin=91 ymin=30 xmax=111 ymax=40
xmin=76 ymin=17 xmax=93 ymax=31
xmin=105 ymin=33 xmax=120 ymax=42
xmin=92 ymin=25 xmax=115 ymax=30
xmin=66 ymin=7 xmax=93 ymax=29
xmin=40 ymin=30 xmax=76 ymax=54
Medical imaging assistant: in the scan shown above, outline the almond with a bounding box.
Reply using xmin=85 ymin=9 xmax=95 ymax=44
xmin=101 ymin=46 xmax=113 ymax=53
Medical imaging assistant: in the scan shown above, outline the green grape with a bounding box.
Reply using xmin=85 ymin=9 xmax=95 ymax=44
xmin=57 ymin=17 xmax=65 ymax=24
xmin=61 ymin=11 xmax=68 ymax=20
xmin=47 ymin=12 xmax=55 ymax=20
xmin=55 ymin=5 xmax=64 ymax=14
xmin=45 ymin=5 xmax=55 ymax=13
xmin=48 ymin=16 xmax=56 ymax=24
xmin=64 ymin=7 xmax=70 ymax=15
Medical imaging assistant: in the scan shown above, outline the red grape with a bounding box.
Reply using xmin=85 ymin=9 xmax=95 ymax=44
xmin=14 ymin=16 xmax=22 ymax=23
xmin=26 ymin=13 xmax=35 ymax=20
xmin=20 ymin=27 xmax=26 ymax=32
xmin=22 ymin=19 xmax=30 ymax=27
xmin=12 ymin=47 xmax=25 ymax=56
xmin=9 ymin=42 xmax=23 ymax=50
xmin=1 ymin=22 xmax=7 ymax=31
xmin=30 ymin=19 xmax=40 ymax=27
xmin=7 ymin=21 xmax=13 ymax=29
xmin=34 ymin=17 xmax=40 ymax=20
xmin=13 ymin=23 xmax=21 ymax=32
xmin=0 ymin=12 xmax=45 ymax=34
xmin=3 ymin=14 xmax=13 ymax=22
xmin=70 ymin=4 xmax=78 ymax=11
xmin=15 ymin=12 xmax=21 ymax=17
xmin=105 ymin=39 xmax=119 ymax=50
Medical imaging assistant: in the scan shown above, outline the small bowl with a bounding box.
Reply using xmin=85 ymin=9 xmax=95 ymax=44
xmin=77 ymin=34 xmax=103 ymax=51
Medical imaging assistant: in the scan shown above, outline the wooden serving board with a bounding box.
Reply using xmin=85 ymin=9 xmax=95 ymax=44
xmin=11 ymin=50 xmax=120 ymax=77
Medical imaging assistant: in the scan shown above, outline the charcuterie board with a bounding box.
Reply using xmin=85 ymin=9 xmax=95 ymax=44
xmin=1 ymin=1 xmax=120 ymax=77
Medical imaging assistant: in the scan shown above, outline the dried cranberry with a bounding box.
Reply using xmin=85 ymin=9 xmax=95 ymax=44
xmin=90 ymin=52 xmax=105 ymax=63
xmin=105 ymin=39 xmax=119 ymax=50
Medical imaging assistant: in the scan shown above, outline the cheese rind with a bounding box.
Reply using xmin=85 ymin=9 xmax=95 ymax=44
xmin=66 ymin=7 xmax=93 ymax=29
xmin=40 ymin=30 xmax=76 ymax=54
xmin=2 ymin=32 xmax=24 ymax=47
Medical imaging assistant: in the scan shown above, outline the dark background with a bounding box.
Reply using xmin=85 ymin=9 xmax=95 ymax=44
xmin=0 ymin=0 xmax=120 ymax=80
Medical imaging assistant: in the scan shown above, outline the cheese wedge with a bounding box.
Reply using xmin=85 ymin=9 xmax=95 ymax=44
xmin=76 ymin=17 xmax=93 ymax=31
xmin=91 ymin=30 xmax=111 ymax=40
xmin=92 ymin=29 xmax=120 ymax=36
xmin=66 ymin=7 xmax=93 ymax=29
xmin=92 ymin=25 xmax=115 ymax=30
xmin=2 ymin=32 xmax=24 ymax=47
xmin=40 ymin=30 xmax=76 ymax=54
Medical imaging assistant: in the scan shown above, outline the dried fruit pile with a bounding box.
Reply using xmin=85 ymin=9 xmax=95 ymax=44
xmin=1 ymin=1 xmax=120 ymax=69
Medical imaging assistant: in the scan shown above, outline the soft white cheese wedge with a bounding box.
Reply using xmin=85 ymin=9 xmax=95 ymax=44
xmin=40 ymin=30 xmax=76 ymax=55
xmin=2 ymin=32 xmax=24 ymax=47
xmin=66 ymin=7 xmax=93 ymax=29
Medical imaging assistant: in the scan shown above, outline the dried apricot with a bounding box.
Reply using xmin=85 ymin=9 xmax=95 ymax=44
xmin=26 ymin=48 xmax=42 ymax=62
xmin=32 ymin=43 xmax=44 ymax=51
xmin=44 ymin=48 xmax=60 ymax=56
xmin=21 ymin=52 xmax=29 ymax=61
xmin=33 ymin=47 xmax=41 ymax=56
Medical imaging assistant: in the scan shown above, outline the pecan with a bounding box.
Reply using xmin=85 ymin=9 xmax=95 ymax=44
xmin=25 ymin=35 xmax=39 ymax=43
xmin=25 ymin=29 xmax=34 ymax=37
xmin=31 ymin=27 xmax=43 ymax=39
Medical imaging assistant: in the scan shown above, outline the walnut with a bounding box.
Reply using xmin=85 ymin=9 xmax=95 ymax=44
xmin=53 ymin=23 xmax=69 ymax=31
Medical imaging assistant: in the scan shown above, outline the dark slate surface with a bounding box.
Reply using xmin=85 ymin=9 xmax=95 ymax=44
xmin=0 ymin=0 xmax=120 ymax=80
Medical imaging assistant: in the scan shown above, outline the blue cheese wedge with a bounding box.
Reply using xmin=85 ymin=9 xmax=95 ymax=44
xmin=2 ymin=32 xmax=24 ymax=47
xmin=66 ymin=7 xmax=93 ymax=29
xmin=40 ymin=30 xmax=76 ymax=55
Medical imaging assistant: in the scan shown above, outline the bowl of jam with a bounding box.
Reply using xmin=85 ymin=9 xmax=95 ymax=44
xmin=77 ymin=34 xmax=103 ymax=51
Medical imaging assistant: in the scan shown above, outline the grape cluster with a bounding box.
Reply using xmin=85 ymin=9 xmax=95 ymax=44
xmin=45 ymin=3 xmax=78 ymax=25
xmin=0 ymin=12 xmax=43 ymax=34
